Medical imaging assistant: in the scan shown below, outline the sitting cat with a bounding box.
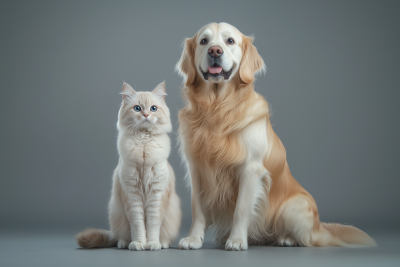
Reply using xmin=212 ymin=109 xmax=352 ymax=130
xmin=76 ymin=82 xmax=181 ymax=251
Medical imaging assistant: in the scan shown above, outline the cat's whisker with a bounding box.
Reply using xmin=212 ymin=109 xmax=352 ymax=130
xmin=155 ymin=121 xmax=168 ymax=132
xmin=125 ymin=119 xmax=142 ymax=136
xmin=129 ymin=123 xmax=140 ymax=136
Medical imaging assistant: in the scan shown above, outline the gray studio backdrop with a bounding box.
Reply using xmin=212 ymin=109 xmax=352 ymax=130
xmin=1 ymin=0 xmax=399 ymax=235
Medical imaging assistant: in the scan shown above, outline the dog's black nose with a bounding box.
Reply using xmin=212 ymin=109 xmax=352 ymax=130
xmin=208 ymin=46 xmax=224 ymax=58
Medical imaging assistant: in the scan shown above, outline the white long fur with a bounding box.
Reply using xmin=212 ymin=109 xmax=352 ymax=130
xmin=76 ymin=82 xmax=181 ymax=250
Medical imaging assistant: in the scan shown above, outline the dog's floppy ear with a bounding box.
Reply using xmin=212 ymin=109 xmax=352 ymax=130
xmin=175 ymin=37 xmax=197 ymax=86
xmin=239 ymin=36 xmax=266 ymax=84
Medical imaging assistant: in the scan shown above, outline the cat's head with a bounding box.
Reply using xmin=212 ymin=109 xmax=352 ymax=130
xmin=118 ymin=82 xmax=172 ymax=134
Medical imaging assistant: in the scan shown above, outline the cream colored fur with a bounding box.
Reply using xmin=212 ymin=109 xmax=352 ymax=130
xmin=76 ymin=82 xmax=181 ymax=251
xmin=176 ymin=22 xmax=376 ymax=250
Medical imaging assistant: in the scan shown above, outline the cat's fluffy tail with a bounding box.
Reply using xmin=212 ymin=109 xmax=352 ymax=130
xmin=76 ymin=228 xmax=117 ymax=248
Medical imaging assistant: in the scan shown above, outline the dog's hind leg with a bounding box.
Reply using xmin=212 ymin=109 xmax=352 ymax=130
xmin=276 ymin=194 xmax=318 ymax=247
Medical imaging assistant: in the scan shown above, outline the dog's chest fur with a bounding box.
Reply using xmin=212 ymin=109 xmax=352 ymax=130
xmin=179 ymin=105 xmax=249 ymax=210
xmin=181 ymin=108 xmax=246 ymax=173
xmin=179 ymin=87 xmax=270 ymax=210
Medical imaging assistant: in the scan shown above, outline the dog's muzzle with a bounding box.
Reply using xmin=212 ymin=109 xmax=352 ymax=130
xmin=201 ymin=66 xmax=233 ymax=80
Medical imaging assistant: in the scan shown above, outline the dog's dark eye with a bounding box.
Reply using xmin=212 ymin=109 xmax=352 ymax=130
xmin=227 ymin=38 xmax=234 ymax=44
xmin=133 ymin=105 xmax=141 ymax=112
xmin=150 ymin=105 xmax=157 ymax=112
xmin=200 ymin=38 xmax=208 ymax=45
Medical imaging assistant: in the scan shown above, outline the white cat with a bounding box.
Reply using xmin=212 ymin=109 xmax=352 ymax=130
xmin=76 ymin=82 xmax=181 ymax=251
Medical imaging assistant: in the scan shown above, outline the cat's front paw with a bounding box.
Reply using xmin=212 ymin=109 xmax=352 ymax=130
xmin=178 ymin=236 xmax=203 ymax=250
xmin=161 ymin=242 xmax=169 ymax=249
xmin=145 ymin=241 xmax=162 ymax=251
xmin=117 ymin=239 xmax=128 ymax=249
xmin=128 ymin=241 xmax=145 ymax=251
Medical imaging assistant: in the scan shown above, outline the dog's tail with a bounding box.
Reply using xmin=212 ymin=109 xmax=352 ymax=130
xmin=76 ymin=228 xmax=117 ymax=248
xmin=310 ymin=223 xmax=376 ymax=248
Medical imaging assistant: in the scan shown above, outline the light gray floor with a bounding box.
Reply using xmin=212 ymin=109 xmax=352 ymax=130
xmin=1 ymin=228 xmax=399 ymax=267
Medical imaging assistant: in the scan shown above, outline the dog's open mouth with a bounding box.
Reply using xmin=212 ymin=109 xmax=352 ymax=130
xmin=201 ymin=65 xmax=232 ymax=80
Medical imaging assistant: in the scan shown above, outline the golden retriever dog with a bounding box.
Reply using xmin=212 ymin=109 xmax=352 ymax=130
xmin=175 ymin=22 xmax=376 ymax=251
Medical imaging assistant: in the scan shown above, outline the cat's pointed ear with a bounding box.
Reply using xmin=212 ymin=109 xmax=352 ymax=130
xmin=152 ymin=81 xmax=167 ymax=101
xmin=121 ymin=82 xmax=136 ymax=103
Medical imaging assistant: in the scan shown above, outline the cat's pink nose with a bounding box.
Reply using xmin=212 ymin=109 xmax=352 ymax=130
xmin=144 ymin=114 xmax=149 ymax=118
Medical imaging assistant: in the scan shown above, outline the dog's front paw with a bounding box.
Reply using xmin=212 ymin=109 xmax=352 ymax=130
xmin=145 ymin=241 xmax=162 ymax=251
xmin=225 ymin=238 xmax=248 ymax=251
xmin=128 ymin=241 xmax=145 ymax=251
xmin=178 ymin=236 xmax=203 ymax=250
xmin=117 ymin=239 xmax=128 ymax=249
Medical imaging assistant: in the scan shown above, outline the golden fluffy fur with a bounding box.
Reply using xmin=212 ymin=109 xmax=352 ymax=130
xmin=177 ymin=23 xmax=376 ymax=249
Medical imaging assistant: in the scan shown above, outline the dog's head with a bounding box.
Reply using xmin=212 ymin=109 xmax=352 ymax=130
xmin=176 ymin=22 xmax=265 ymax=86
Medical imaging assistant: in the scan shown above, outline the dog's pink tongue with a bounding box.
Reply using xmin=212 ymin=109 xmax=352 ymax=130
xmin=208 ymin=66 xmax=223 ymax=74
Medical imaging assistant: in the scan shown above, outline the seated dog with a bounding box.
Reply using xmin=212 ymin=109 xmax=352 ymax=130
xmin=176 ymin=22 xmax=376 ymax=250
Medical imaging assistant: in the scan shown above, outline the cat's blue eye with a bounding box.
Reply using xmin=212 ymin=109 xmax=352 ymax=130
xmin=150 ymin=106 xmax=157 ymax=112
xmin=133 ymin=105 xmax=141 ymax=112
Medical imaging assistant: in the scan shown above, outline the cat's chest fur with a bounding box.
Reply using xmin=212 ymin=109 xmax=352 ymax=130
xmin=118 ymin=130 xmax=170 ymax=173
